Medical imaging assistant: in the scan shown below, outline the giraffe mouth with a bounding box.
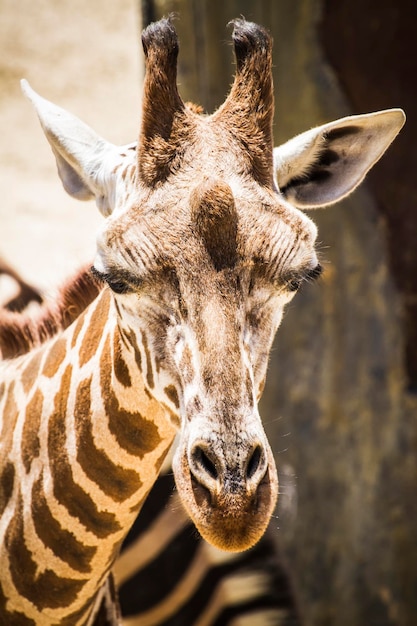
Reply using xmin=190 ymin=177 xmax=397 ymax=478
xmin=188 ymin=465 xmax=277 ymax=552
xmin=172 ymin=438 xmax=278 ymax=552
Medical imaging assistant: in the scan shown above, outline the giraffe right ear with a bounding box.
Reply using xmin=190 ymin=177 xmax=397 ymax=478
xmin=274 ymin=109 xmax=405 ymax=209
xmin=21 ymin=80 xmax=123 ymax=216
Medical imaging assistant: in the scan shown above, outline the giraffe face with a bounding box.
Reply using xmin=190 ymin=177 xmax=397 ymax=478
xmin=93 ymin=168 xmax=320 ymax=550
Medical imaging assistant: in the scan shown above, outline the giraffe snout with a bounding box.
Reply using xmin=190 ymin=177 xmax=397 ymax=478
xmin=173 ymin=429 xmax=278 ymax=551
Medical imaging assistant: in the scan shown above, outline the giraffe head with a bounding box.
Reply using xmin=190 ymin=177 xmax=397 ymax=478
xmin=22 ymin=18 xmax=404 ymax=551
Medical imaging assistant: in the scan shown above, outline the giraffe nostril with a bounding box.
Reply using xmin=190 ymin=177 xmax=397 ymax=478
xmin=246 ymin=445 xmax=264 ymax=480
xmin=191 ymin=446 xmax=218 ymax=481
xmin=190 ymin=441 xmax=266 ymax=493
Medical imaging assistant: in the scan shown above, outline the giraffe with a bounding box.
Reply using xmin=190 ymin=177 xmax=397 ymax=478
xmin=0 ymin=17 xmax=404 ymax=626
xmin=0 ymin=256 xmax=43 ymax=312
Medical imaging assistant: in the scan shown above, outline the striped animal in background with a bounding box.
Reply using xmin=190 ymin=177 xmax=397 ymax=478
xmin=0 ymin=15 xmax=403 ymax=626
xmin=116 ymin=467 xmax=300 ymax=626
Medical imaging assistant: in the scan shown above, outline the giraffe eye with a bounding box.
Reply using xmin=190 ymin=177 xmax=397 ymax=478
xmin=91 ymin=266 xmax=134 ymax=295
xmin=285 ymin=264 xmax=322 ymax=293
xmin=107 ymin=279 xmax=132 ymax=295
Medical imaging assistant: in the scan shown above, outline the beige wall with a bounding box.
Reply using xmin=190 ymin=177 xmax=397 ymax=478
xmin=0 ymin=0 xmax=142 ymax=293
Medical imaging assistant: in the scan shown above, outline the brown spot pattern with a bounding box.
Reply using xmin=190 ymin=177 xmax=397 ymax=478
xmin=0 ymin=581 xmax=35 ymax=625
xmin=100 ymin=336 xmax=161 ymax=457
xmin=163 ymin=385 xmax=180 ymax=409
xmin=21 ymin=351 xmax=42 ymax=395
xmin=48 ymin=364 xmax=121 ymax=537
xmin=124 ymin=328 xmax=142 ymax=372
xmin=2 ymin=381 xmax=17 ymax=431
xmin=0 ymin=383 xmax=16 ymax=516
xmin=42 ymin=337 xmax=67 ymax=378
xmin=60 ymin=603 xmax=94 ymax=626
xmin=113 ymin=332 xmax=132 ymax=387
xmin=1 ymin=382 xmax=18 ymax=462
xmin=154 ymin=447 xmax=171 ymax=476
xmin=141 ymin=331 xmax=154 ymax=388
xmin=0 ymin=462 xmax=15 ymax=516
xmin=70 ymin=309 xmax=86 ymax=350
xmin=79 ymin=291 xmax=110 ymax=368
xmin=5 ymin=497 xmax=85 ymax=610
xmin=118 ymin=327 xmax=130 ymax=352
xmin=21 ymin=389 xmax=43 ymax=473
xmin=180 ymin=345 xmax=195 ymax=384
xmin=75 ymin=376 xmax=142 ymax=502
xmin=31 ymin=476 xmax=96 ymax=574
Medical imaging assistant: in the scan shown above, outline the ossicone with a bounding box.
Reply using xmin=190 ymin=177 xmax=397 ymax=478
xmin=141 ymin=16 xmax=179 ymax=64
xmin=214 ymin=19 xmax=275 ymax=186
xmin=229 ymin=18 xmax=272 ymax=72
xmin=138 ymin=17 xmax=190 ymax=186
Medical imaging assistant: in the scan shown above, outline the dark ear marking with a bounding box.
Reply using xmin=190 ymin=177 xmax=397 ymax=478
xmin=317 ymin=148 xmax=340 ymax=168
xmin=303 ymin=168 xmax=333 ymax=185
xmin=324 ymin=125 xmax=361 ymax=141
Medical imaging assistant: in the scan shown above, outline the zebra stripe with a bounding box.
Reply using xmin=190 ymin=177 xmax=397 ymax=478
xmin=115 ymin=470 xmax=300 ymax=626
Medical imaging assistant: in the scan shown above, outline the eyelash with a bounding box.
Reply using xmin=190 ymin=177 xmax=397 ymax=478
xmin=288 ymin=279 xmax=302 ymax=292
xmin=286 ymin=264 xmax=323 ymax=292
xmin=91 ymin=267 xmax=134 ymax=294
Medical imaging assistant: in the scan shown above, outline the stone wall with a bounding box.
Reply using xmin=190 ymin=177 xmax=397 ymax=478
xmin=0 ymin=0 xmax=142 ymax=293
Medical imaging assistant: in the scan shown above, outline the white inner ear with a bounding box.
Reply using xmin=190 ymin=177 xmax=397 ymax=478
xmin=21 ymin=79 xmax=128 ymax=216
xmin=52 ymin=148 xmax=94 ymax=201
xmin=274 ymin=109 xmax=405 ymax=209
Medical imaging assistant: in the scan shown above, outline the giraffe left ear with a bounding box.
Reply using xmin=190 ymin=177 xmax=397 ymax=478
xmin=21 ymin=80 xmax=123 ymax=216
xmin=274 ymin=109 xmax=405 ymax=209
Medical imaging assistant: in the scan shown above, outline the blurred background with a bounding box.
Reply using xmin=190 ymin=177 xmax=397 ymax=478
xmin=1 ymin=1 xmax=416 ymax=624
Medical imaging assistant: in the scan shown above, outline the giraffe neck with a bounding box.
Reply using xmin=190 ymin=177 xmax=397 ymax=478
xmin=0 ymin=289 xmax=176 ymax=625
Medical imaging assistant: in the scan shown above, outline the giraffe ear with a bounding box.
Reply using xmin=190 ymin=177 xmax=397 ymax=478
xmin=21 ymin=79 xmax=123 ymax=216
xmin=274 ymin=109 xmax=405 ymax=209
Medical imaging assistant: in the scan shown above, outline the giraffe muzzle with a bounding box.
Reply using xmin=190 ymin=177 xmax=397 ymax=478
xmin=172 ymin=428 xmax=278 ymax=552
